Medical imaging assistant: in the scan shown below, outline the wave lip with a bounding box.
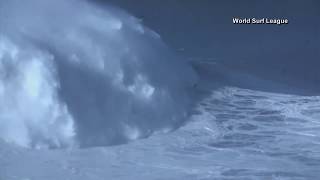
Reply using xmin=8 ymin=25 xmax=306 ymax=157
xmin=0 ymin=0 xmax=197 ymax=148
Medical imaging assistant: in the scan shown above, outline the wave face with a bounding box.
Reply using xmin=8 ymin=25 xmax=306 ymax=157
xmin=0 ymin=0 xmax=197 ymax=148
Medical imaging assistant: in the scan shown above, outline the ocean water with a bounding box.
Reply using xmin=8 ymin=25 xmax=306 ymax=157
xmin=0 ymin=0 xmax=319 ymax=179
xmin=1 ymin=87 xmax=320 ymax=179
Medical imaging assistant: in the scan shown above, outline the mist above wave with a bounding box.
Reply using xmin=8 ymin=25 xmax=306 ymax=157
xmin=0 ymin=0 xmax=197 ymax=148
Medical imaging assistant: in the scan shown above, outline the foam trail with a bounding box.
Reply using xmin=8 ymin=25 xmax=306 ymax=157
xmin=0 ymin=0 xmax=197 ymax=148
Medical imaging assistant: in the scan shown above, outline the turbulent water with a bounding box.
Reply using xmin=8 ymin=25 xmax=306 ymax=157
xmin=0 ymin=0 xmax=196 ymax=148
xmin=1 ymin=0 xmax=320 ymax=180
xmin=1 ymin=87 xmax=320 ymax=179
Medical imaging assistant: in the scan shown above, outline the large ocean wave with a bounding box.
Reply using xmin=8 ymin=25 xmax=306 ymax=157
xmin=0 ymin=0 xmax=197 ymax=148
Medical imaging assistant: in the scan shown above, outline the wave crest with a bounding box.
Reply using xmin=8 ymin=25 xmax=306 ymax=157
xmin=0 ymin=0 xmax=197 ymax=148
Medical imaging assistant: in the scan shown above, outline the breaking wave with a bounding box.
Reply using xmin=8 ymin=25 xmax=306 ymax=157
xmin=0 ymin=0 xmax=197 ymax=148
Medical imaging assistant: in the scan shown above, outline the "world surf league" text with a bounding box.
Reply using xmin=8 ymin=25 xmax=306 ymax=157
xmin=232 ymin=18 xmax=289 ymax=25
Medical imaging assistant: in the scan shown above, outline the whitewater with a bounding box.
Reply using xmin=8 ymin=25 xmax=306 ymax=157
xmin=0 ymin=0 xmax=197 ymax=148
xmin=0 ymin=0 xmax=320 ymax=179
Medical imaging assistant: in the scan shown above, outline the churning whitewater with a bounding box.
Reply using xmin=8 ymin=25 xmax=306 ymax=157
xmin=0 ymin=0 xmax=197 ymax=148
